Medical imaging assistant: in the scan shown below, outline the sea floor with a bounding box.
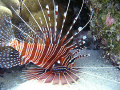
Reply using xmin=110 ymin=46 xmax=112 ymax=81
xmin=0 ymin=50 xmax=120 ymax=90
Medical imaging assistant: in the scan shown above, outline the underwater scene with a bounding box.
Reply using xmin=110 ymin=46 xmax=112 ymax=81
xmin=0 ymin=0 xmax=120 ymax=90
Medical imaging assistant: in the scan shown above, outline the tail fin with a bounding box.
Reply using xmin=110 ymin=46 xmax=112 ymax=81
xmin=0 ymin=15 xmax=15 ymax=47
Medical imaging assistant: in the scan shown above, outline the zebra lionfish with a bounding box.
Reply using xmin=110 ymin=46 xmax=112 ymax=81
xmin=0 ymin=0 xmax=92 ymax=85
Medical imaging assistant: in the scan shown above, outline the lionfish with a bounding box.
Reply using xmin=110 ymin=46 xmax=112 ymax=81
xmin=0 ymin=0 xmax=92 ymax=85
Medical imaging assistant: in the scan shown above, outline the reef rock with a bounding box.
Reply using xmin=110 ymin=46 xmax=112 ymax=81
xmin=22 ymin=0 xmax=73 ymax=31
xmin=0 ymin=0 xmax=20 ymax=24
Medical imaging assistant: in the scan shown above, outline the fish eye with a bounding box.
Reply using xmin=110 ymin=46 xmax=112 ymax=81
xmin=57 ymin=60 xmax=60 ymax=64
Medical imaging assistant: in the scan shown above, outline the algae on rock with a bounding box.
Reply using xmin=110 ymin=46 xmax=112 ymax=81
xmin=86 ymin=0 xmax=120 ymax=66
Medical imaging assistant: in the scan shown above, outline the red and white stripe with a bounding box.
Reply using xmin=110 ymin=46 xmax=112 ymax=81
xmin=9 ymin=39 xmax=72 ymax=69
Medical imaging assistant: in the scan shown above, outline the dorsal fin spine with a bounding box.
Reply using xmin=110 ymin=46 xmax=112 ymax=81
xmin=59 ymin=0 xmax=85 ymax=45
xmin=64 ymin=6 xmax=93 ymax=46
xmin=38 ymin=0 xmax=50 ymax=37
xmin=10 ymin=6 xmax=37 ymax=36
xmin=39 ymin=17 xmax=46 ymax=41
xmin=6 ymin=19 xmax=34 ymax=41
xmin=46 ymin=5 xmax=52 ymax=43
xmin=22 ymin=1 xmax=43 ymax=34
xmin=66 ymin=36 xmax=87 ymax=49
xmin=57 ymin=0 xmax=70 ymax=44
xmin=63 ymin=27 xmax=82 ymax=46
xmin=53 ymin=5 xmax=58 ymax=42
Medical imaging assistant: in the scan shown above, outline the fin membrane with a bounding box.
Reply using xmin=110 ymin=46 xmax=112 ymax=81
xmin=22 ymin=66 xmax=79 ymax=85
xmin=0 ymin=15 xmax=14 ymax=47
xmin=0 ymin=47 xmax=22 ymax=68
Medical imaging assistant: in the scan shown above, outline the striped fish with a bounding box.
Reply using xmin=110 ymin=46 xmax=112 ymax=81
xmin=0 ymin=0 xmax=92 ymax=85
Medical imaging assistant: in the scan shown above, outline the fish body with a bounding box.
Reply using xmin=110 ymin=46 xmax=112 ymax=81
xmin=0 ymin=0 xmax=92 ymax=85
xmin=8 ymin=38 xmax=71 ymax=69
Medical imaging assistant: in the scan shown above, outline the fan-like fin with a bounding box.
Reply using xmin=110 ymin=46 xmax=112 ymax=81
xmin=44 ymin=73 xmax=54 ymax=83
xmin=51 ymin=66 xmax=79 ymax=85
xmin=66 ymin=69 xmax=79 ymax=81
xmin=22 ymin=66 xmax=80 ymax=85
xmin=0 ymin=15 xmax=15 ymax=47
xmin=22 ymin=67 xmax=45 ymax=80
xmin=64 ymin=72 xmax=75 ymax=84
xmin=60 ymin=72 xmax=67 ymax=85
xmin=52 ymin=73 xmax=59 ymax=84
xmin=0 ymin=47 xmax=22 ymax=68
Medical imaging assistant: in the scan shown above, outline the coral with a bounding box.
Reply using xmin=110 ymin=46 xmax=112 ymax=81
xmin=28 ymin=9 xmax=62 ymax=29
xmin=86 ymin=0 xmax=120 ymax=66
xmin=21 ymin=0 xmax=74 ymax=38
xmin=22 ymin=0 xmax=54 ymax=21
xmin=0 ymin=0 xmax=20 ymax=24
xmin=22 ymin=0 xmax=70 ymax=29
xmin=0 ymin=6 xmax=12 ymax=18
xmin=1 ymin=0 xmax=20 ymax=9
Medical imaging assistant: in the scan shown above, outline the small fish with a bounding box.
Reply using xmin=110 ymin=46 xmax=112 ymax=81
xmin=0 ymin=0 xmax=92 ymax=85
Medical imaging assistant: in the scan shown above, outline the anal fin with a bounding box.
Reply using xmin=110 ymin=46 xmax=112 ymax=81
xmin=22 ymin=66 xmax=80 ymax=85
